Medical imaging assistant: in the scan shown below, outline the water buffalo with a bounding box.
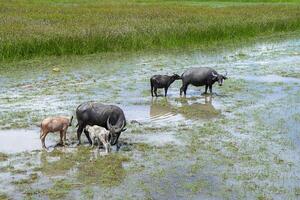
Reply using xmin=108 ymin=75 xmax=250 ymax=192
xmin=150 ymin=74 xmax=181 ymax=97
xmin=76 ymin=102 xmax=126 ymax=148
xmin=180 ymin=67 xmax=227 ymax=96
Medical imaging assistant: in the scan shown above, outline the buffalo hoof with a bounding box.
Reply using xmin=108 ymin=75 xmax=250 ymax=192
xmin=116 ymin=144 xmax=121 ymax=151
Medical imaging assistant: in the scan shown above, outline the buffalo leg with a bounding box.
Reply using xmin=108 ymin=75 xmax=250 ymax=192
xmin=84 ymin=129 xmax=92 ymax=145
xmin=180 ymin=84 xmax=188 ymax=96
xmin=209 ymin=85 xmax=213 ymax=94
xmin=154 ymin=88 xmax=158 ymax=97
xmin=202 ymin=85 xmax=208 ymax=95
xmin=180 ymin=86 xmax=183 ymax=96
xmin=77 ymin=125 xmax=84 ymax=145
xmin=164 ymin=87 xmax=168 ymax=97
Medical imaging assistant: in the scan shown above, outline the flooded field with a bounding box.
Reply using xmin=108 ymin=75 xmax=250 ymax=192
xmin=0 ymin=37 xmax=300 ymax=199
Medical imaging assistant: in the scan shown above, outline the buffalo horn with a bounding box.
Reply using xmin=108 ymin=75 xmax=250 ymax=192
xmin=115 ymin=120 xmax=125 ymax=133
xmin=107 ymin=116 xmax=113 ymax=130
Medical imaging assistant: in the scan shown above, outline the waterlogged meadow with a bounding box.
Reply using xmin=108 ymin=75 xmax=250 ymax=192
xmin=0 ymin=35 xmax=299 ymax=199
xmin=1 ymin=0 xmax=300 ymax=60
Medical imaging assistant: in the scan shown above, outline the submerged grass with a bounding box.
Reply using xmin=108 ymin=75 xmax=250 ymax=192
xmin=1 ymin=0 xmax=300 ymax=60
xmin=0 ymin=153 xmax=8 ymax=162
xmin=77 ymin=154 xmax=130 ymax=187
xmin=43 ymin=179 xmax=74 ymax=200
xmin=0 ymin=192 xmax=10 ymax=200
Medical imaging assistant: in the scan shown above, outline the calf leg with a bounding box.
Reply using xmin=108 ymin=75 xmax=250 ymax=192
xmin=164 ymin=87 xmax=168 ymax=97
xmin=151 ymin=82 xmax=154 ymax=97
xmin=91 ymin=137 xmax=95 ymax=148
xmin=59 ymin=131 xmax=64 ymax=145
xmin=40 ymin=131 xmax=48 ymax=149
xmin=63 ymin=130 xmax=67 ymax=145
xmin=104 ymin=143 xmax=110 ymax=153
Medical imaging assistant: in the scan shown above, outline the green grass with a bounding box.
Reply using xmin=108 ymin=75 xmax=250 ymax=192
xmin=43 ymin=179 xmax=74 ymax=200
xmin=0 ymin=153 xmax=8 ymax=162
xmin=77 ymin=154 xmax=130 ymax=186
xmin=1 ymin=0 xmax=300 ymax=61
xmin=0 ymin=192 xmax=10 ymax=200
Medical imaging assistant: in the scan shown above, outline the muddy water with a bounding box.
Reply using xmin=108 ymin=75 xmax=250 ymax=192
xmin=0 ymin=37 xmax=300 ymax=199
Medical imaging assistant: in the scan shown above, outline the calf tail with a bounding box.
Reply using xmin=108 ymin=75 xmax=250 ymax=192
xmin=69 ymin=116 xmax=73 ymax=126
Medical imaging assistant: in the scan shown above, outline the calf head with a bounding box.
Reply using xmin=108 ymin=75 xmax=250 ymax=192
xmin=172 ymin=73 xmax=181 ymax=80
xmin=106 ymin=117 xmax=126 ymax=145
xmin=212 ymin=71 xmax=227 ymax=86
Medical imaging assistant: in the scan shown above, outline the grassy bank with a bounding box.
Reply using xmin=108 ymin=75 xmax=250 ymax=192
xmin=1 ymin=0 xmax=300 ymax=61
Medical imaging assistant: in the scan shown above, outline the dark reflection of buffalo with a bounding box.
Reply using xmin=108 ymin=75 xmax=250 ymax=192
xmin=178 ymin=95 xmax=220 ymax=119
xmin=150 ymin=96 xmax=219 ymax=120
xmin=150 ymin=98 xmax=174 ymax=120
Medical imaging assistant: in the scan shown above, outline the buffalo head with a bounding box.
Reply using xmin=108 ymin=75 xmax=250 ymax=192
xmin=106 ymin=117 xmax=126 ymax=145
xmin=212 ymin=71 xmax=227 ymax=86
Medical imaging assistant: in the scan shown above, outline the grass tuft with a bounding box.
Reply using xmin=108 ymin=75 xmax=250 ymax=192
xmin=0 ymin=153 xmax=8 ymax=162
xmin=77 ymin=154 xmax=130 ymax=186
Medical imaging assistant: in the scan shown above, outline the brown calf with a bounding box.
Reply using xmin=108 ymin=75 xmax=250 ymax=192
xmin=40 ymin=116 xmax=73 ymax=148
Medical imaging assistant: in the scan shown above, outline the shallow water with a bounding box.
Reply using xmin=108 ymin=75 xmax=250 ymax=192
xmin=241 ymin=74 xmax=300 ymax=83
xmin=0 ymin=37 xmax=300 ymax=199
xmin=0 ymin=129 xmax=58 ymax=153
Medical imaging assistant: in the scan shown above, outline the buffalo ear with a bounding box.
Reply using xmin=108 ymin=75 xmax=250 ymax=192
xmin=223 ymin=76 xmax=228 ymax=80
xmin=122 ymin=128 xmax=127 ymax=132
xmin=212 ymin=76 xmax=218 ymax=81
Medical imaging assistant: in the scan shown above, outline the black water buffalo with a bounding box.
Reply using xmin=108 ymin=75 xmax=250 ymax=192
xmin=76 ymin=102 xmax=126 ymax=148
xmin=150 ymin=74 xmax=181 ymax=97
xmin=180 ymin=67 xmax=227 ymax=96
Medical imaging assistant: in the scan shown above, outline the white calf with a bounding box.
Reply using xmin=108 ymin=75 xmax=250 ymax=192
xmin=85 ymin=125 xmax=111 ymax=153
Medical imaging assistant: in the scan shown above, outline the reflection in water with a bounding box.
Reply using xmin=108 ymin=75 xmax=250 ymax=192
xmin=0 ymin=129 xmax=55 ymax=153
xmin=40 ymin=149 xmax=75 ymax=176
xmin=242 ymin=74 xmax=300 ymax=83
xmin=177 ymin=95 xmax=220 ymax=119
xmin=150 ymin=98 xmax=175 ymax=121
xmin=39 ymin=147 xmax=128 ymax=187
xmin=149 ymin=96 xmax=220 ymax=121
